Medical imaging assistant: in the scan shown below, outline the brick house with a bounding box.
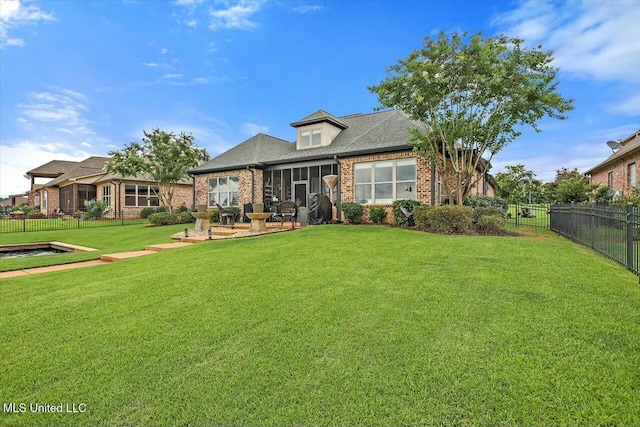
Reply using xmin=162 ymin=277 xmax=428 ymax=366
xmin=585 ymin=129 xmax=640 ymax=200
xmin=26 ymin=156 xmax=193 ymax=217
xmin=190 ymin=109 xmax=496 ymax=223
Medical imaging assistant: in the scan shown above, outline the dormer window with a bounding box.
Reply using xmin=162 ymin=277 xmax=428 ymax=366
xmin=300 ymin=129 xmax=321 ymax=148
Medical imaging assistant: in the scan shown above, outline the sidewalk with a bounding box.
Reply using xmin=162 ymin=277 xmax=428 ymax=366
xmin=0 ymin=242 xmax=194 ymax=279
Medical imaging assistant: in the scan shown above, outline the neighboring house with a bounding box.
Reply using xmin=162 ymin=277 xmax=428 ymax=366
xmin=585 ymin=129 xmax=640 ymax=200
xmin=0 ymin=194 xmax=28 ymax=212
xmin=25 ymin=156 xmax=193 ymax=217
xmin=190 ymin=109 xmax=496 ymax=222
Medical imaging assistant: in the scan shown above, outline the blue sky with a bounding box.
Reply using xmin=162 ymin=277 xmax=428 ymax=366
xmin=1 ymin=0 xmax=639 ymax=197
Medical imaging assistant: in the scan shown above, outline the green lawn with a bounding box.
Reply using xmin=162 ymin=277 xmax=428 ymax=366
xmin=0 ymin=223 xmax=189 ymax=272
xmin=1 ymin=226 xmax=639 ymax=426
xmin=507 ymin=204 xmax=550 ymax=228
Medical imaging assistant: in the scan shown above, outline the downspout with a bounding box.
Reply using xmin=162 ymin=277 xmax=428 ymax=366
xmin=247 ymin=165 xmax=255 ymax=204
xmin=430 ymin=161 xmax=436 ymax=206
xmin=188 ymin=173 xmax=195 ymax=209
xmin=334 ymin=155 xmax=341 ymax=217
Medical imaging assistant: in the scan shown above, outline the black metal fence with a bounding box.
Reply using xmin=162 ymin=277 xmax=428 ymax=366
xmin=0 ymin=211 xmax=148 ymax=234
xmin=506 ymin=204 xmax=551 ymax=229
xmin=550 ymin=203 xmax=639 ymax=276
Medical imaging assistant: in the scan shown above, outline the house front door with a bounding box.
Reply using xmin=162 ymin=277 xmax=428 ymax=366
xmin=293 ymin=181 xmax=307 ymax=207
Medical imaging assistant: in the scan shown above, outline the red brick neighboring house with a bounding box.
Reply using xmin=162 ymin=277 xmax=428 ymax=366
xmin=189 ymin=109 xmax=496 ymax=222
xmin=585 ymin=129 xmax=640 ymax=200
xmin=26 ymin=156 xmax=193 ymax=217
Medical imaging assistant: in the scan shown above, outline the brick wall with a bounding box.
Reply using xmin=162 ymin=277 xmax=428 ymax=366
xmin=101 ymin=181 xmax=194 ymax=218
xmin=339 ymin=152 xmax=433 ymax=224
xmin=45 ymin=188 xmax=60 ymax=216
xmin=590 ymin=153 xmax=640 ymax=199
xmin=194 ymin=168 xmax=263 ymax=213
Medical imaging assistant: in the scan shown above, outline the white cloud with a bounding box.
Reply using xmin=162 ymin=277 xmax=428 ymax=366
xmin=492 ymin=0 xmax=640 ymax=85
xmin=162 ymin=73 xmax=183 ymax=79
xmin=186 ymin=19 xmax=197 ymax=27
xmin=242 ymin=122 xmax=269 ymax=136
xmin=0 ymin=0 xmax=55 ymax=48
xmin=292 ymin=5 xmax=322 ymax=14
xmin=175 ymin=0 xmax=203 ymax=5
xmin=161 ymin=47 xmax=168 ymax=55
xmin=19 ymin=90 xmax=89 ymax=124
xmin=208 ymin=0 xmax=263 ymax=30
xmin=0 ymin=140 xmax=92 ymax=197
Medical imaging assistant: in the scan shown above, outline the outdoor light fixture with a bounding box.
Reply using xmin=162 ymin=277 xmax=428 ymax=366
xmin=208 ymin=229 xmax=212 ymax=240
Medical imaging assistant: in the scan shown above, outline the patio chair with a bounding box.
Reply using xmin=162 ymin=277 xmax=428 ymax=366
xmin=275 ymin=201 xmax=298 ymax=229
xmin=216 ymin=204 xmax=235 ymax=228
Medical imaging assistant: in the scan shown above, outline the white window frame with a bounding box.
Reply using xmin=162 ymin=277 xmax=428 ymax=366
xmin=102 ymin=185 xmax=111 ymax=206
xmin=299 ymin=129 xmax=322 ymax=149
xmin=629 ymin=163 xmax=636 ymax=188
xmin=354 ymin=158 xmax=416 ymax=205
xmin=208 ymin=176 xmax=239 ymax=207
xmin=124 ymin=184 xmax=160 ymax=207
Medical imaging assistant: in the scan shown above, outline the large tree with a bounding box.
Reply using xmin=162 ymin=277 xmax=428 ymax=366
xmin=369 ymin=31 xmax=573 ymax=205
xmin=495 ymin=164 xmax=544 ymax=204
xmin=106 ymin=129 xmax=209 ymax=213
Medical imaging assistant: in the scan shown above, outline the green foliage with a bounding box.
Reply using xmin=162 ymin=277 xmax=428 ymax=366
xmin=27 ymin=210 xmax=45 ymax=219
xmin=495 ymin=164 xmax=545 ymax=204
xmin=368 ymin=206 xmax=386 ymax=224
xmin=464 ymin=195 xmax=507 ymax=210
xmin=593 ymin=186 xmax=612 ymax=204
xmin=83 ymin=199 xmax=109 ymax=220
xmin=554 ymin=177 xmax=595 ymax=203
xmin=148 ymin=212 xmax=195 ymax=226
xmin=426 ymin=205 xmax=473 ymax=233
xmin=107 ymin=128 xmax=209 ymax=213
xmin=474 ymin=214 xmax=506 ymax=233
xmin=140 ymin=207 xmax=156 ymax=219
xmin=392 ymin=199 xmax=421 ymax=226
xmin=12 ymin=204 xmax=31 ymax=214
xmin=413 ymin=204 xmax=432 ymax=229
xmin=472 ymin=206 xmax=507 ymax=233
xmin=340 ymin=202 xmax=364 ymax=224
xmin=369 ymin=31 xmax=573 ymax=205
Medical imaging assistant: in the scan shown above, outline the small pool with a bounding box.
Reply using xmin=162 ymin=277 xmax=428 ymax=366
xmin=0 ymin=242 xmax=97 ymax=259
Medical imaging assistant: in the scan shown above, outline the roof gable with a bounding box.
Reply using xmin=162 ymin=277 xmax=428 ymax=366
xmin=290 ymin=109 xmax=348 ymax=129
xmin=585 ymin=129 xmax=640 ymax=175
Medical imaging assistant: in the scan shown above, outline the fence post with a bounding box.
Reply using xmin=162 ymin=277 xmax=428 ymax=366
xmin=23 ymin=215 xmax=26 ymax=232
xmin=515 ymin=203 xmax=519 ymax=227
xmin=570 ymin=201 xmax=575 ymax=239
xmin=627 ymin=203 xmax=634 ymax=271
xmin=77 ymin=215 xmax=81 ymax=229
xmin=121 ymin=210 xmax=124 ymax=225
xmin=590 ymin=202 xmax=596 ymax=249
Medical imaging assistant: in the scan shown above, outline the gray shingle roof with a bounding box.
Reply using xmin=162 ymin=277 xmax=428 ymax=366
xmin=191 ymin=109 xmax=419 ymax=174
xmin=26 ymin=160 xmax=79 ymax=178
xmin=290 ymin=109 xmax=348 ymax=129
xmin=44 ymin=157 xmax=111 ymax=187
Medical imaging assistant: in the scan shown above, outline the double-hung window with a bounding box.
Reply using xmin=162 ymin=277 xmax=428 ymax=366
xmin=300 ymin=129 xmax=321 ymax=148
xmin=354 ymin=158 xmax=416 ymax=204
xmin=125 ymin=184 xmax=159 ymax=207
xmin=102 ymin=185 xmax=111 ymax=206
xmin=629 ymin=163 xmax=636 ymax=188
xmin=208 ymin=176 xmax=238 ymax=207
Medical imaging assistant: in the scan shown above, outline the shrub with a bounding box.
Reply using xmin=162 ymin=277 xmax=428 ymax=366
xmin=413 ymin=205 xmax=432 ymax=229
xmin=27 ymin=210 xmax=46 ymax=219
xmin=140 ymin=207 xmax=156 ymax=219
xmin=12 ymin=204 xmax=31 ymax=214
xmin=341 ymin=202 xmax=364 ymax=224
xmin=472 ymin=206 xmax=506 ymax=223
xmin=148 ymin=212 xmax=195 ymax=226
xmin=176 ymin=203 xmax=189 ymax=213
xmin=426 ymin=205 xmax=472 ymax=233
xmin=368 ymin=206 xmax=386 ymax=224
xmin=474 ymin=214 xmax=506 ymax=233
xmin=83 ymin=200 xmax=109 ymax=220
xmin=464 ymin=195 xmax=508 ymax=210
xmin=392 ymin=199 xmax=421 ymax=226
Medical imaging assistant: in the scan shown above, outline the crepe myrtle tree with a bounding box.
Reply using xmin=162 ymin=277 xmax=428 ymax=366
xmin=106 ymin=128 xmax=209 ymax=213
xmin=369 ymin=31 xmax=573 ymax=205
